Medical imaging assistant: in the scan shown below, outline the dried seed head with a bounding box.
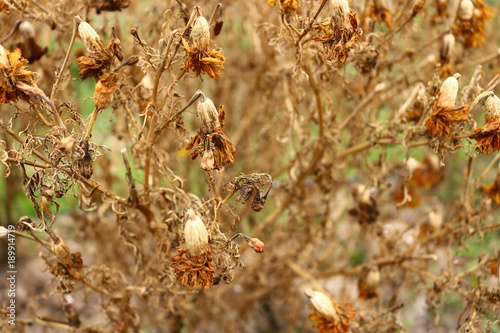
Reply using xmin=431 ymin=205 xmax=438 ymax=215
xmin=192 ymin=16 xmax=210 ymax=51
xmin=0 ymin=43 xmax=9 ymax=67
xmin=484 ymin=94 xmax=500 ymax=123
xmin=184 ymin=209 xmax=209 ymax=256
xmin=305 ymin=290 xmax=339 ymax=320
xmin=57 ymin=137 xmax=76 ymax=154
xmin=330 ymin=0 xmax=350 ymax=26
xmin=437 ymin=74 xmax=460 ymax=107
xmin=51 ymin=237 xmax=72 ymax=265
xmin=93 ymin=73 xmax=117 ymax=110
xmin=440 ymin=32 xmax=455 ymax=61
xmin=77 ymin=16 xmax=101 ymax=52
xmin=0 ymin=226 xmax=8 ymax=239
xmin=197 ymin=97 xmax=220 ymax=134
xmin=458 ymin=0 xmax=474 ymax=20
xmin=366 ymin=268 xmax=381 ymax=288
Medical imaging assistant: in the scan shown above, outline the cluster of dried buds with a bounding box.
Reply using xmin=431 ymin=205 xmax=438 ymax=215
xmin=185 ymin=91 xmax=236 ymax=171
xmin=451 ymin=0 xmax=493 ymax=48
xmin=311 ymin=0 xmax=363 ymax=63
xmin=305 ymin=289 xmax=356 ymax=333
xmin=170 ymin=209 xmax=215 ymax=290
xmin=182 ymin=7 xmax=226 ymax=79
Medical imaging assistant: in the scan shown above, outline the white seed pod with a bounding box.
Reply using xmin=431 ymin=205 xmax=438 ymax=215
xmin=0 ymin=43 xmax=10 ymax=68
xmin=366 ymin=268 xmax=381 ymax=289
xmin=19 ymin=21 xmax=35 ymax=39
xmin=437 ymin=74 xmax=460 ymax=107
xmin=305 ymin=290 xmax=339 ymax=320
xmin=51 ymin=238 xmax=72 ymax=265
xmin=201 ymin=148 xmax=215 ymax=171
xmin=330 ymin=0 xmax=350 ymax=27
xmin=197 ymin=97 xmax=220 ymax=134
xmin=0 ymin=226 xmax=8 ymax=239
xmin=192 ymin=16 xmax=210 ymax=51
xmin=428 ymin=210 xmax=443 ymax=229
xmin=353 ymin=184 xmax=371 ymax=205
xmin=484 ymin=94 xmax=500 ymax=123
xmin=458 ymin=0 xmax=474 ymax=20
xmin=77 ymin=17 xmax=100 ymax=52
xmin=440 ymin=32 xmax=455 ymax=61
xmin=184 ymin=209 xmax=209 ymax=256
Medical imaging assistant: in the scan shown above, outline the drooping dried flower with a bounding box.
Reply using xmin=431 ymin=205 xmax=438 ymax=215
xmin=186 ymin=95 xmax=236 ymax=171
xmin=471 ymin=95 xmax=500 ymax=154
xmin=366 ymin=0 xmax=391 ymax=26
xmin=184 ymin=209 xmax=209 ymax=256
xmin=426 ymin=74 xmax=470 ymax=136
xmin=305 ymin=289 xmax=356 ymax=333
xmin=93 ymin=73 xmax=118 ymax=110
xmin=311 ymin=0 xmax=362 ymax=63
xmin=170 ymin=247 xmax=215 ymax=290
xmin=451 ymin=0 xmax=493 ymax=48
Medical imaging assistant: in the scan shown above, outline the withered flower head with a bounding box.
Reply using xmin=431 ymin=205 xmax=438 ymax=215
xmin=305 ymin=289 xmax=356 ymax=333
xmin=452 ymin=0 xmax=493 ymax=48
xmin=312 ymin=0 xmax=362 ymax=63
xmin=184 ymin=209 xmax=209 ymax=256
xmin=266 ymin=0 xmax=299 ymax=11
xmin=93 ymin=73 xmax=118 ymax=110
xmin=192 ymin=15 xmax=210 ymax=51
xmin=77 ymin=17 xmax=101 ymax=53
xmin=472 ymin=94 xmax=500 ymax=154
xmin=366 ymin=0 xmax=391 ymax=26
xmin=170 ymin=247 xmax=215 ymax=290
xmin=197 ymin=96 xmax=220 ymax=134
xmin=0 ymin=44 xmax=35 ymax=103
xmin=426 ymin=74 xmax=470 ymax=136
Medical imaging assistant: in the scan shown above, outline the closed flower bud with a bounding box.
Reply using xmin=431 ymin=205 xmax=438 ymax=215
xmin=184 ymin=209 xmax=209 ymax=256
xmin=412 ymin=0 xmax=426 ymax=15
xmin=93 ymin=73 xmax=117 ymax=110
xmin=437 ymin=74 xmax=460 ymax=108
xmin=330 ymin=0 xmax=350 ymax=26
xmin=305 ymin=290 xmax=340 ymax=321
xmin=366 ymin=268 xmax=381 ymax=289
xmin=197 ymin=96 xmax=220 ymax=134
xmin=0 ymin=226 xmax=8 ymax=239
xmin=484 ymin=94 xmax=500 ymax=123
xmin=248 ymin=238 xmax=265 ymax=253
xmin=428 ymin=210 xmax=443 ymax=229
xmin=458 ymin=0 xmax=474 ymax=20
xmin=76 ymin=16 xmax=101 ymax=52
xmin=51 ymin=238 xmax=72 ymax=265
xmin=19 ymin=21 xmax=35 ymax=39
xmin=440 ymin=32 xmax=455 ymax=61
xmin=192 ymin=16 xmax=210 ymax=51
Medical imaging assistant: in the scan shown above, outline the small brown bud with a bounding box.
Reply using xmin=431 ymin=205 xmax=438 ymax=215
xmin=412 ymin=0 xmax=426 ymax=16
xmin=458 ymin=0 xmax=474 ymax=20
xmin=440 ymin=32 xmax=455 ymax=61
xmin=192 ymin=16 xmax=210 ymax=50
xmin=93 ymin=73 xmax=117 ymax=110
xmin=240 ymin=233 xmax=265 ymax=253
xmin=197 ymin=96 xmax=220 ymax=134
xmin=437 ymin=74 xmax=460 ymax=108
xmin=184 ymin=209 xmax=209 ymax=256
xmin=51 ymin=237 xmax=72 ymax=265
xmin=305 ymin=290 xmax=340 ymax=320
xmin=57 ymin=137 xmax=76 ymax=155
xmin=484 ymin=94 xmax=500 ymax=123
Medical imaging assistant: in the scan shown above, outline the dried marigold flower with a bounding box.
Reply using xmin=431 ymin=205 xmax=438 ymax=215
xmin=192 ymin=16 xmax=210 ymax=51
xmin=77 ymin=18 xmax=101 ymax=53
xmin=472 ymin=95 xmax=500 ymax=154
xmin=184 ymin=209 xmax=209 ymax=256
xmin=93 ymin=73 xmax=118 ymax=110
xmin=426 ymin=74 xmax=470 ymax=136
xmin=0 ymin=44 xmax=36 ymax=103
xmin=312 ymin=0 xmax=362 ymax=63
xmin=451 ymin=0 xmax=493 ymax=48
xmin=366 ymin=0 xmax=391 ymax=26
xmin=51 ymin=237 xmax=72 ymax=266
xmin=305 ymin=289 xmax=356 ymax=333
xmin=181 ymin=37 xmax=226 ymax=79
xmin=170 ymin=247 xmax=215 ymax=290
xmin=266 ymin=0 xmax=299 ymax=11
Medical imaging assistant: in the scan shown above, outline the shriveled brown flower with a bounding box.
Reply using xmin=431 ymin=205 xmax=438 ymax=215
xmin=170 ymin=247 xmax=215 ymax=290
xmin=451 ymin=0 xmax=493 ymax=48
xmin=426 ymin=74 xmax=470 ymax=136
xmin=471 ymin=94 xmax=500 ymax=154
xmin=93 ymin=73 xmax=118 ymax=110
xmin=50 ymin=252 xmax=83 ymax=280
xmin=306 ymin=290 xmax=356 ymax=333
xmin=311 ymin=0 xmax=362 ymax=63
xmin=0 ymin=45 xmax=35 ymax=103
xmin=366 ymin=0 xmax=391 ymax=26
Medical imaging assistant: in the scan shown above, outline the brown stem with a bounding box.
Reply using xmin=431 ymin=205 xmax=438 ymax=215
xmin=121 ymin=148 xmax=139 ymax=205
xmin=303 ymin=64 xmax=325 ymax=138
xmin=84 ymin=108 xmax=99 ymax=140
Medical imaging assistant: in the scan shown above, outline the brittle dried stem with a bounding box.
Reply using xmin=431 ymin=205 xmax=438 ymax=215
xmin=84 ymin=107 xmax=99 ymax=140
xmin=303 ymin=63 xmax=325 ymax=138
xmin=121 ymin=148 xmax=139 ymax=205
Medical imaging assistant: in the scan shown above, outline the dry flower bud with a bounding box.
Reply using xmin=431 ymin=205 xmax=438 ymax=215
xmin=77 ymin=17 xmax=101 ymax=52
xmin=57 ymin=137 xmax=76 ymax=154
xmin=93 ymin=73 xmax=117 ymax=110
xmin=458 ymin=0 xmax=474 ymax=20
xmin=366 ymin=268 xmax=381 ymax=288
xmin=192 ymin=16 xmax=210 ymax=51
xmin=0 ymin=226 xmax=8 ymax=239
xmin=197 ymin=96 xmax=220 ymax=134
xmin=51 ymin=238 xmax=72 ymax=265
xmin=440 ymin=32 xmax=455 ymax=61
xmin=330 ymin=0 xmax=350 ymax=26
xmin=437 ymin=74 xmax=460 ymax=107
xmin=0 ymin=43 xmax=10 ymax=67
xmin=407 ymin=157 xmax=420 ymax=174
xmin=305 ymin=290 xmax=339 ymax=320
xmin=184 ymin=209 xmax=209 ymax=256
xmin=412 ymin=0 xmax=426 ymax=15
xmin=428 ymin=210 xmax=443 ymax=229
xmin=353 ymin=184 xmax=371 ymax=204
xmin=484 ymin=94 xmax=500 ymax=123
xmin=248 ymin=238 xmax=265 ymax=253
xmin=19 ymin=21 xmax=35 ymax=39
xmin=201 ymin=148 xmax=215 ymax=171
